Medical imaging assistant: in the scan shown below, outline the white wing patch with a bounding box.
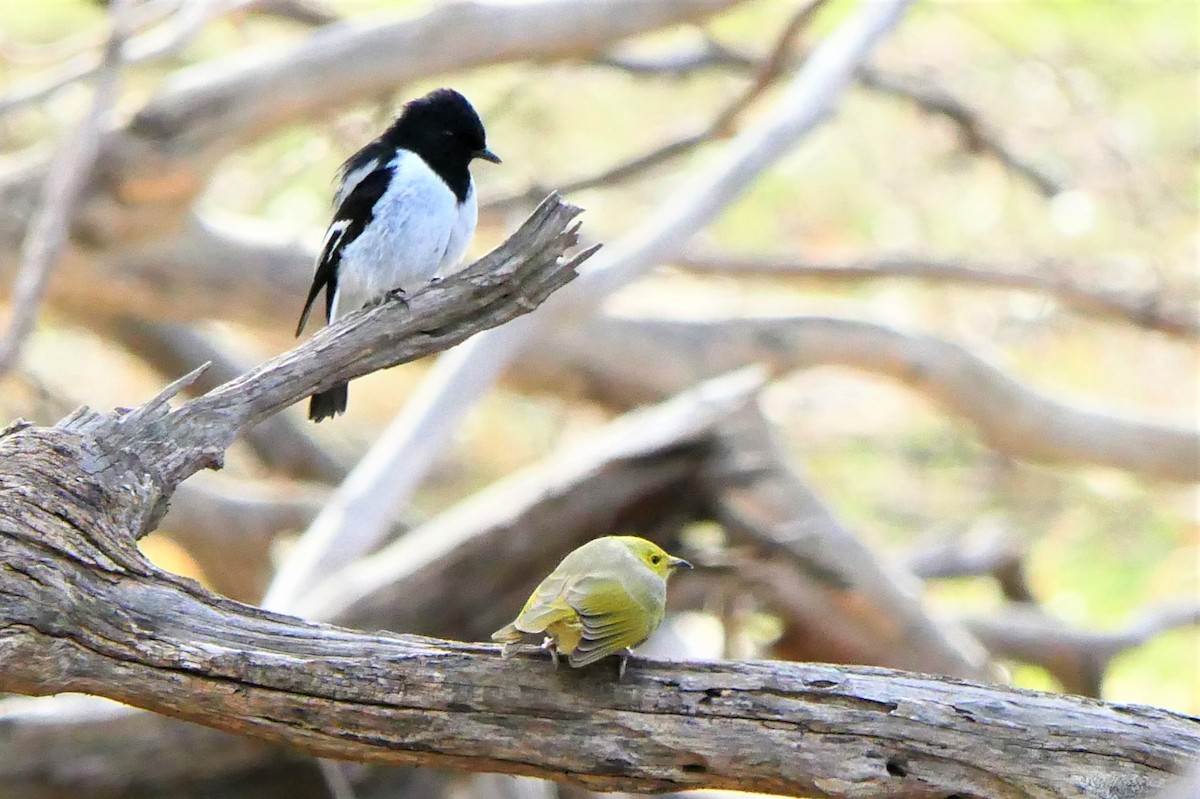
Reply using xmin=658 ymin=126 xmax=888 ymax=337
xmin=334 ymin=158 xmax=380 ymax=209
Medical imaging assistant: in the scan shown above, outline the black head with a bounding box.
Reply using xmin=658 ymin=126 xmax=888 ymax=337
xmin=384 ymin=88 xmax=499 ymax=201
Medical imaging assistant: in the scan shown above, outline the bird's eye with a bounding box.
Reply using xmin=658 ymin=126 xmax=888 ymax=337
xmin=650 ymin=555 xmax=662 ymax=565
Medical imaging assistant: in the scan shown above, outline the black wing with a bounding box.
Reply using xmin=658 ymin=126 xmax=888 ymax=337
xmin=296 ymin=162 xmax=395 ymax=336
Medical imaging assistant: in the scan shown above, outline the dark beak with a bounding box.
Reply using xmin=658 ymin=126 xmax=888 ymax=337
xmin=668 ymin=556 xmax=693 ymax=570
xmin=474 ymin=148 xmax=502 ymax=164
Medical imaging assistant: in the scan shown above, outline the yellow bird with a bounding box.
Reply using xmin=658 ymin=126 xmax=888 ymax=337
xmin=492 ymin=536 xmax=692 ymax=677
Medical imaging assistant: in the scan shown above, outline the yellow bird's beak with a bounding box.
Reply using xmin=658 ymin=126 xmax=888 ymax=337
xmin=668 ymin=556 xmax=693 ymax=570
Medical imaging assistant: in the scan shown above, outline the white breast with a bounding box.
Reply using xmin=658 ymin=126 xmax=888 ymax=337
xmin=333 ymin=150 xmax=471 ymax=320
xmin=438 ymin=181 xmax=477 ymax=277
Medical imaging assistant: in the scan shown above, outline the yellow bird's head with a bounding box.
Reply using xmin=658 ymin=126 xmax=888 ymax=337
xmin=615 ymin=536 xmax=693 ymax=579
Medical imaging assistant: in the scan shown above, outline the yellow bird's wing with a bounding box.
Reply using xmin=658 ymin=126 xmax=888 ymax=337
xmin=564 ymin=576 xmax=655 ymax=668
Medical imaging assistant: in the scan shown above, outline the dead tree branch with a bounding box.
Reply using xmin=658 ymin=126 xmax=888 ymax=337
xmin=674 ymin=250 xmax=1199 ymax=339
xmin=1 ymin=526 xmax=1195 ymax=796
xmin=514 ymin=313 xmax=1200 ymax=481
xmin=485 ymin=0 xmax=828 ymax=210
xmin=962 ymin=602 xmax=1200 ymax=698
xmin=109 ymin=317 xmax=347 ymax=483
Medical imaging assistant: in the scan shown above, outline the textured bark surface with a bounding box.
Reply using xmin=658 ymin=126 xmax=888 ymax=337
xmin=1 ymin=512 xmax=1196 ymax=799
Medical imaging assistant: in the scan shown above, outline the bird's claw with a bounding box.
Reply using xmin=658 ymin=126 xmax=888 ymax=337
xmin=541 ymin=637 xmax=560 ymax=669
xmin=618 ymin=648 xmax=632 ymax=681
xmin=385 ymin=287 xmax=409 ymax=308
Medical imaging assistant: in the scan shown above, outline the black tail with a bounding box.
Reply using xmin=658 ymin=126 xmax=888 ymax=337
xmin=308 ymin=382 xmax=348 ymax=422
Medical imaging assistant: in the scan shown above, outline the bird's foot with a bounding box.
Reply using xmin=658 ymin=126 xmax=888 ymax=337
xmin=384 ymin=287 xmax=409 ymax=308
xmin=540 ymin=637 xmax=560 ymax=669
xmin=618 ymin=648 xmax=633 ymax=681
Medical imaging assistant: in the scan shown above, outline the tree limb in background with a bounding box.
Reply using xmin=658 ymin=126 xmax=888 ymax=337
xmin=962 ymin=602 xmax=1200 ymax=698
xmin=485 ymin=0 xmax=829 ymax=210
xmin=905 ymin=525 xmax=1035 ymax=603
xmin=703 ymin=398 xmax=992 ymax=678
xmin=0 ymin=0 xmax=274 ymax=121
xmin=299 ymin=369 xmax=757 ymax=631
xmin=264 ymin=0 xmax=917 ymax=614
xmin=109 ymin=317 xmax=347 ymax=483
xmin=593 ymin=39 xmax=1065 ymax=197
xmin=855 ymin=65 xmax=1066 ymax=196
xmin=0 ymin=0 xmax=133 ymax=377
xmin=161 ymin=474 xmax=329 ymax=601
xmin=674 ymin=250 xmax=1200 ymax=339
xmin=513 ymin=313 xmax=1199 ymax=481
xmin=0 ymin=0 xmax=744 ymax=281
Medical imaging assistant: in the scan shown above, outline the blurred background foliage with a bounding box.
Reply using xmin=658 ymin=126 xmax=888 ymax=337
xmin=1 ymin=0 xmax=1196 ymax=716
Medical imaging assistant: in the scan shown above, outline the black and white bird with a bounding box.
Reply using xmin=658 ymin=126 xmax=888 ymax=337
xmin=296 ymin=88 xmax=500 ymax=421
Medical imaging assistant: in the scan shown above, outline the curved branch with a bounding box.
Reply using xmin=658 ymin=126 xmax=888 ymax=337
xmin=486 ymin=0 xmax=827 ymax=210
xmin=139 ymin=195 xmax=589 ymax=486
xmin=963 ymin=602 xmax=1200 ymax=698
xmin=515 ymin=313 xmax=1200 ymax=481
xmin=674 ymin=250 xmax=1199 ymax=339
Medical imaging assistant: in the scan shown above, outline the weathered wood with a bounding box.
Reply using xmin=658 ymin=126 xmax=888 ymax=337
xmin=1 ymin=511 xmax=1196 ymax=797
xmin=108 ymin=317 xmax=347 ymax=484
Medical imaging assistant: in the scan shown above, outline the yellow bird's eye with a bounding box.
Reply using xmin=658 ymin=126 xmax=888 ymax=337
xmin=650 ymin=554 xmax=661 ymax=565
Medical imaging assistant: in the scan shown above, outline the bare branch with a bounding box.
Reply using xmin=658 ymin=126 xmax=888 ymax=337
xmin=0 ymin=0 xmax=132 ymax=377
xmin=514 ymin=313 xmax=1200 ymax=481
xmin=703 ymin=399 xmax=993 ymax=679
xmin=486 ymin=0 xmax=829 ymax=210
xmin=127 ymin=194 xmax=587 ymax=488
xmin=0 ymin=0 xmax=261 ymax=120
xmin=592 ymin=40 xmax=1066 ymax=197
xmin=856 ymin=65 xmax=1066 ymax=197
xmin=906 ymin=525 xmax=1035 ymax=603
xmin=963 ymin=602 xmax=1200 ymax=698
xmin=264 ymin=0 xmax=918 ymax=614
xmin=1 ymin=512 xmax=1195 ymax=795
xmin=674 ymin=250 xmax=1200 ymax=338
xmin=109 ymin=318 xmax=347 ymax=483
